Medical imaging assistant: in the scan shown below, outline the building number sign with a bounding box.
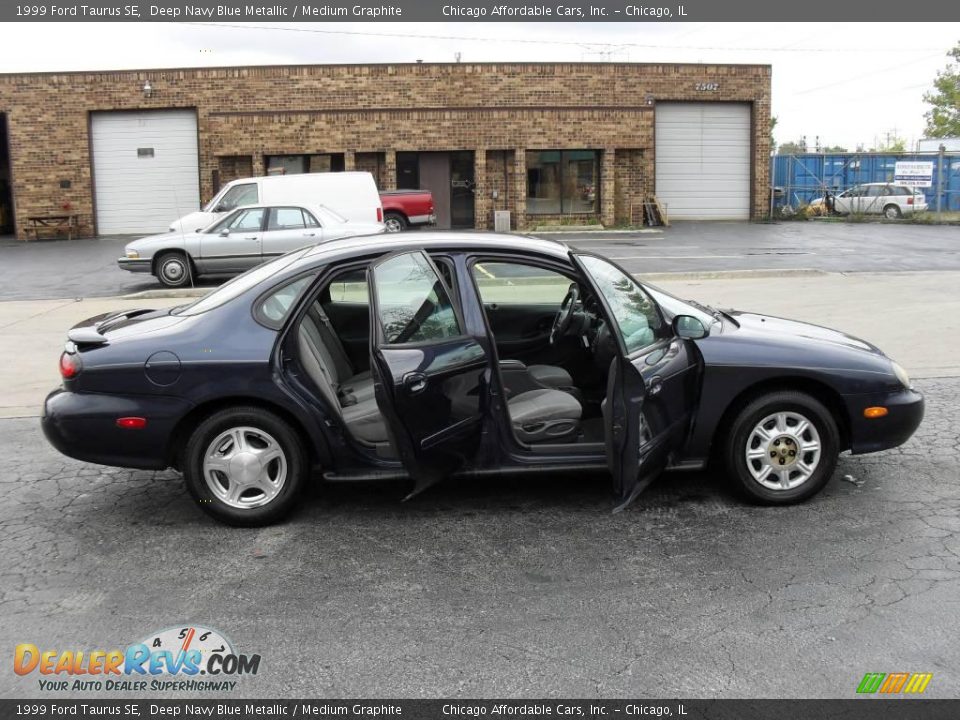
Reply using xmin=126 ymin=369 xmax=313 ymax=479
xmin=695 ymin=82 xmax=720 ymax=92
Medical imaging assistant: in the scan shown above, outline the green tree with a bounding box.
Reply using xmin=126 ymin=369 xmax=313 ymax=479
xmin=777 ymin=140 xmax=807 ymax=155
xmin=770 ymin=116 xmax=778 ymax=150
xmin=924 ymin=43 xmax=960 ymax=137
xmin=822 ymin=145 xmax=848 ymax=153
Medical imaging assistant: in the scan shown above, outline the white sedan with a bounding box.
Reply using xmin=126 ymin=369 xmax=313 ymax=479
xmin=119 ymin=204 xmax=385 ymax=287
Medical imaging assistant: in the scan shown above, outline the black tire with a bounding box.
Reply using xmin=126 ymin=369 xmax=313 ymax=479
xmin=883 ymin=204 xmax=902 ymax=220
xmin=183 ymin=406 xmax=308 ymax=526
xmin=383 ymin=212 xmax=408 ymax=233
xmin=155 ymin=251 xmax=193 ymax=288
xmin=724 ymin=390 xmax=839 ymax=505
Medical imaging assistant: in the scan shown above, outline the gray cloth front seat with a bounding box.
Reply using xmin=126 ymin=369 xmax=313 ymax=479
xmin=508 ymin=389 xmax=582 ymax=444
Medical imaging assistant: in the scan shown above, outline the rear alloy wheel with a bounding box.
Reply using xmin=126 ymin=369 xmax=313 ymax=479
xmin=155 ymin=251 xmax=193 ymax=288
xmin=725 ymin=391 xmax=839 ymax=504
xmin=184 ymin=406 xmax=307 ymax=526
xmin=383 ymin=212 xmax=408 ymax=233
xmin=883 ymin=204 xmax=902 ymax=220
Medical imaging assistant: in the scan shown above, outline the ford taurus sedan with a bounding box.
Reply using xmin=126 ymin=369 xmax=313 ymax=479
xmin=46 ymin=233 xmax=923 ymax=526
xmin=118 ymin=203 xmax=384 ymax=288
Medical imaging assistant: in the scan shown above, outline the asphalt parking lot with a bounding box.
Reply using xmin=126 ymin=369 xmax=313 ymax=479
xmin=1 ymin=377 xmax=958 ymax=699
xmin=2 ymin=220 xmax=959 ymax=700
xmin=2 ymin=219 xmax=960 ymax=300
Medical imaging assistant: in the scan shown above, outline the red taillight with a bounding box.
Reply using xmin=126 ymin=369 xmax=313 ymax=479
xmin=907 ymin=197 xmax=914 ymax=205
xmin=59 ymin=352 xmax=80 ymax=379
xmin=116 ymin=417 xmax=147 ymax=430
xmin=377 ymin=207 xmax=383 ymax=222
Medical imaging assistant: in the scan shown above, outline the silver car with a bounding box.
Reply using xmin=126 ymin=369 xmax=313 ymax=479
xmin=119 ymin=204 xmax=385 ymax=288
xmin=810 ymin=183 xmax=928 ymax=219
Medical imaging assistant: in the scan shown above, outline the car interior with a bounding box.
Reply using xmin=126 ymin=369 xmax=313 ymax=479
xmin=291 ymin=253 xmax=662 ymax=456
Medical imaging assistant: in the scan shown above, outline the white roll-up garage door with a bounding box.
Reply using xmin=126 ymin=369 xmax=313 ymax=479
xmin=91 ymin=110 xmax=200 ymax=234
xmin=654 ymin=103 xmax=751 ymax=220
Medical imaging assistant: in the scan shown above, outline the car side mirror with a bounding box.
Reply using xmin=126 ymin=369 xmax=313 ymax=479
xmin=219 ymin=228 xmax=230 ymax=237
xmin=673 ymin=314 xmax=709 ymax=339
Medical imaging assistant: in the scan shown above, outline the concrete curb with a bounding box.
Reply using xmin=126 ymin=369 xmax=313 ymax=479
xmin=532 ymin=228 xmax=662 ymax=235
xmin=121 ymin=288 xmax=210 ymax=299
xmin=637 ymin=268 xmax=829 ymax=281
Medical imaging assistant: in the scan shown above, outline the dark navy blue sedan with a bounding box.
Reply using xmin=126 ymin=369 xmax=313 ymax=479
xmin=42 ymin=233 xmax=924 ymax=525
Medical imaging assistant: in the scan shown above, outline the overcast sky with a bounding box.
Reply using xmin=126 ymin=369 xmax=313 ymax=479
xmin=2 ymin=22 xmax=956 ymax=150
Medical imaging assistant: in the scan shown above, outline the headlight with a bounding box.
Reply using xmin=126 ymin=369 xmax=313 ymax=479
xmin=890 ymin=360 xmax=911 ymax=389
xmin=125 ymin=249 xmax=140 ymax=259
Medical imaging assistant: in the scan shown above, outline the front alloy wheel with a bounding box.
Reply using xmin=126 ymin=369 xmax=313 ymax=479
xmin=184 ymin=406 xmax=307 ymax=525
xmin=725 ymin=391 xmax=839 ymax=504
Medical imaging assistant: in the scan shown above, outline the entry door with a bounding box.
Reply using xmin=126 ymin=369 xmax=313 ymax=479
xmin=450 ymin=151 xmax=476 ymax=228
xmin=573 ymin=253 xmax=700 ymax=509
xmin=368 ymin=250 xmax=490 ymax=497
xmin=419 ymin=154 xmax=451 ymax=229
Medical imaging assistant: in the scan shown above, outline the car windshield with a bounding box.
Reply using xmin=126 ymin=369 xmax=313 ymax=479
xmin=173 ymin=249 xmax=311 ymax=316
xmin=642 ymin=282 xmax=719 ymax=326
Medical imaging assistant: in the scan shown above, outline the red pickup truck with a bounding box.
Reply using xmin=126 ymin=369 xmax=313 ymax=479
xmin=379 ymin=189 xmax=436 ymax=232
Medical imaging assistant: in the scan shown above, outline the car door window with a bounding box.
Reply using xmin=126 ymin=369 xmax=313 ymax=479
xmin=472 ymin=261 xmax=572 ymax=304
xmin=373 ymin=253 xmax=461 ymax=344
xmin=577 ymin=255 xmax=665 ymax=354
xmin=228 ymin=209 xmax=265 ymax=232
xmin=257 ymin=275 xmax=315 ymax=325
xmin=866 ymin=186 xmax=884 ymax=197
xmin=218 ymin=183 xmax=258 ymax=211
xmin=303 ymin=210 xmax=321 ymax=228
xmin=268 ymin=207 xmax=308 ymax=231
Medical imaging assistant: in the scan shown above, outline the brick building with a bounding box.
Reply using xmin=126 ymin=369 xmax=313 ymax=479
xmin=0 ymin=62 xmax=771 ymax=239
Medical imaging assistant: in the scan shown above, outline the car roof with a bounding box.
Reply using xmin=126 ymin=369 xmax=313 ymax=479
xmin=299 ymin=231 xmax=570 ymax=263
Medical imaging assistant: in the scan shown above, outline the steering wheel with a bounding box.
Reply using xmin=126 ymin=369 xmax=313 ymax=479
xmin=550 ymin=283 xmax=580 ymax=345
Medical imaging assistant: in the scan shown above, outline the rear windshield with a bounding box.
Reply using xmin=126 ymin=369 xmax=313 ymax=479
xmin=173 ymin=249 xmax=311 ymax=316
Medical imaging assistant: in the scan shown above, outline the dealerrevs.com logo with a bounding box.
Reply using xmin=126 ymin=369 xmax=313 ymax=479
xmin=14 ymin=625 xmax=261 ymax=693
xmin=856 ymin=672 xmax=933 ymax=695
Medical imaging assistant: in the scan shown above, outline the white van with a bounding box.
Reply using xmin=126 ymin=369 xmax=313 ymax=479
xmin=169 ymin=171 xmax=383 ymax=233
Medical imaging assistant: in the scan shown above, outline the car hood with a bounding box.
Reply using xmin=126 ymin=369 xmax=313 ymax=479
xmin=68 ymin=307 xmax=187 ymax=346
xmin=727 ymin=310 xmax=883 ymax=356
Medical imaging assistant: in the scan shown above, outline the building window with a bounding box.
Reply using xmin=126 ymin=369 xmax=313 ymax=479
xmin=526 ymin=150 xmax=599 ymax=214
xmin=265 ymin=154 xmax=345 ymax=175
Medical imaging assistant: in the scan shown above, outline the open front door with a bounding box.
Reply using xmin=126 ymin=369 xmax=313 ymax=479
xmin=573 ymin=253 xmax=700 ymax=510
xmin=368 ymin=250 xmax=489 ymax=498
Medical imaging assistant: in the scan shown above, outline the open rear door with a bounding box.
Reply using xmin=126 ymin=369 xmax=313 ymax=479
xmin=573 ymin=252 xmax=699 ymax=511
xmin=368 ymin=250 xmax=489 ymax=498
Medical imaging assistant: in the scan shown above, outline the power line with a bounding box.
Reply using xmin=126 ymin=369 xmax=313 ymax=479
xmin=178 ymin=22 xmax=940 ymax=54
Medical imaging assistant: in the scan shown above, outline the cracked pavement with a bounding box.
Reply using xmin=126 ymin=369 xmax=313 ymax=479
xmin=1 ymin=377 xmax=957 ymax=699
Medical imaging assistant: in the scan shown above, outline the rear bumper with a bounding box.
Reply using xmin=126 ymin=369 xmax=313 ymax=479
xmin=117 ymin=258 xmax=152 ymax=274
xmin=844 ymin=386 xmax=924 ymax=454
xmin=42 ymin=388 xmax=190 ymax=470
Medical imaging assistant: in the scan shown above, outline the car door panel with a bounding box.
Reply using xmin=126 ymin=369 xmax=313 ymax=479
xmin=483 ymin=302 xmax=561 ymax=360
xmin=262 ymin=207 xmax=324 ymax=258
xmin=199 ymin=208 xmax=264 ymax=272
xmin=368 ymin=250 xmax=490 ymax=498
xmin=573 ymin=252 xmax=701 ymax=508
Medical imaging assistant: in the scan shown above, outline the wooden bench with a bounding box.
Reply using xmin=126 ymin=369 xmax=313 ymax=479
xmin=24 ymin=214 xmax=79 ymax=241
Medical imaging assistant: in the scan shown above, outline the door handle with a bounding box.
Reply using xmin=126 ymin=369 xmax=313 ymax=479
xmin=245 ymin=236 xmax=259 ymax=240
xmin=646 ymin=376 xmax=663 ymax=396
xmin=403 ymin=372 xmax=428 ymax=395
xmin=303 ymin=232 xmax=316 ymax=237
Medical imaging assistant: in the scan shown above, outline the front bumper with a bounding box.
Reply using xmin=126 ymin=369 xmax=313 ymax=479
xmin=117 ymin=257 xmax=152 ymax=274
xmin=42 ymin=387 xmax=190 ymax=470
xmin=845 ymin=386 xmax=924 ymax=454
